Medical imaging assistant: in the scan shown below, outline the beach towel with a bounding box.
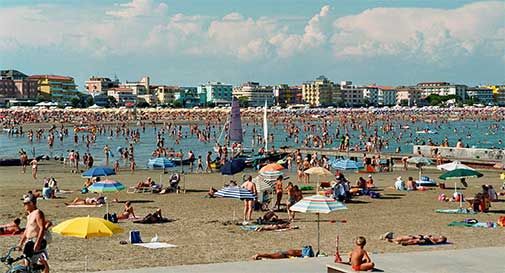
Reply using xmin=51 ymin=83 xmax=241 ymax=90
xmin=118 ymin=217 xmax=141 ymax=222
xmin=448 ymin=221 xmax=497 ymax=228
xmin=240 ymin=225 xmax=259 ymax=231
xmin=435 ymin=208 xmax=476 ymax=214
xmin=0 ymin=233 xmax=21 ymax=237
xmin=66 ymin=204 xmax=103 ymax=208
xmin=134 ymin=242 xmax=177 ymax=249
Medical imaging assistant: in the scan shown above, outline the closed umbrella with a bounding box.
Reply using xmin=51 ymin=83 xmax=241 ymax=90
xmin=147 ymin=157 xmax=175 ymax=169
xmin=407 ymin=157 xmax=433 ymax=181
xmin=437 ymin=161 xmax=474 ymax=171
xmin=290 ymin=195 xmax=347 ymax=255
xmin=82 ymin=167 xmax=115 ymax=178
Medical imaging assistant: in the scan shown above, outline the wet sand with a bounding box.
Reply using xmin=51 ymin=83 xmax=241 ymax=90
xmin=0 ymin=162 xmax=504 ymax=272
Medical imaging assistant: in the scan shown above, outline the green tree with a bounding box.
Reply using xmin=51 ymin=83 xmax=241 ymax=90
xmin=86 ymin=96 xmax=95 ymax=107
xmin=238 ymin=96 xmax=249 ymax=107
xmin=107 ymin=96 xmax=117 ymax=108
xmin=69 ymin=97 xmax=80 ymax=108
xmin=173 ymin=100 xmax=183 ymax=108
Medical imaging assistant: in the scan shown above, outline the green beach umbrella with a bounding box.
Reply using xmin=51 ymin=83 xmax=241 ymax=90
xmin=439 ymin=169 xmax=483 ymax=180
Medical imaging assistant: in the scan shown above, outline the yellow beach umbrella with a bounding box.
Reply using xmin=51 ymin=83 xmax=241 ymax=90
xmin=52 ymin=216 xmax=123 ymax=239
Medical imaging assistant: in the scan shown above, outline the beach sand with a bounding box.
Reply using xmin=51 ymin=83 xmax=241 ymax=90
xmin=0 ymin=162 xmax=503 ymax=272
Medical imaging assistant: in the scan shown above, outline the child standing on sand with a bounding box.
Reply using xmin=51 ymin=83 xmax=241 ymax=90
xmin=349 ymin=236 xmax=374 ymax=271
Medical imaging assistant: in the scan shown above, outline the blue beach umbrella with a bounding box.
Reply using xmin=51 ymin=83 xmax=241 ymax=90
xmin=215 ymin=186 xmax=256 ymax=200
xmin=330 ymin=159 xmax=363 ymax=170
xmin=82 ymin=167 xmax=115 ymax=178
xmin=147 ymin=157 xmax=175 ymax=169
xmin=220 ymin=159 xmax=246 ymax=175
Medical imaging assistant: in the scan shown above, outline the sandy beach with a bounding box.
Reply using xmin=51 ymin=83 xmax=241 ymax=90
xmin=0 ymin=161 xmax=503 ymax=273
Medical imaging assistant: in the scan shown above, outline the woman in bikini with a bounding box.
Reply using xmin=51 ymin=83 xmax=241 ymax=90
xmin=117 ymin=201 xmax=136 ymax=220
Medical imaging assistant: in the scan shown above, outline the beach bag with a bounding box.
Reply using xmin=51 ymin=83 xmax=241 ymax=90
xmin=438 ymin=193 xmax=446 ymax=202
xmin=302 ymin=245 xmax=314 ymax=257
xmin=81 ymin=187 xmax=88 ymax=194
xmin=129 ymin=230 xmax=142 ymax=244
xmin=104 ymin=213 xmax=118 ymax=223
xmin=369 ymin=191 xmax=380 ymax=199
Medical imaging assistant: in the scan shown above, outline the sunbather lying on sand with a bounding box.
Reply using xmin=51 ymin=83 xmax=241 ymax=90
xmin=252 ymin=249 xmax=302 ymax=260
xmin=133 ymin=209 xmax=171 ymax=224
xmin=65 ymin=196 xmax=105 ymax=206
xmin=0 ymin=218 xmax=23 ymax=235
xmin=381 ymin=232 xmax=447 ymax=246
xmin=254 ymin=223 xmax=298 ymax=231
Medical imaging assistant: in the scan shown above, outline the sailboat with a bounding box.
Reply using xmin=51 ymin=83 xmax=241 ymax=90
xmin=214 ymin=97 xmax=251 ymax=157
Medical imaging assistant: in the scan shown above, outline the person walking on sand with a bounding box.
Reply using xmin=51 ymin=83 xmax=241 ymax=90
xmin=196 ymin=155 xmax=204 ymax=173
xmin=130 ymin=158 xmax=136 ymax=174
xmin=30 ymin=158 xmax=38 ymax=179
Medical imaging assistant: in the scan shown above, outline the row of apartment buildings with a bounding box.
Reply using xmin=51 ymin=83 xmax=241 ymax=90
xmin=1 ymin=69 xmax=504 ymax=107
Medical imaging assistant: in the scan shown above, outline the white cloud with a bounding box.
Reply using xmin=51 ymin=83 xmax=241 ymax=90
xmin=0 ymin=1 xmax=502 ymax=66
xmin=106 ymin=0 xmax=168 ymax=18
xmin=331 ymin=1 xmax=505 ymax=62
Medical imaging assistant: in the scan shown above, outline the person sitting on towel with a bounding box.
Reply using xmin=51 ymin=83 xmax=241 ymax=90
xmin=406 ymin=177 xmax=417 ymax=191
xmin=117 ymin=201 xmax=136 ymax=220
xmin=394 ymin=177 xmax=406 ymax=191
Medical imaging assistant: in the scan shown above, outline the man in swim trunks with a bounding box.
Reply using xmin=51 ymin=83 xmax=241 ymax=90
xmin=274 ymin=175 xmax=284 ymax=211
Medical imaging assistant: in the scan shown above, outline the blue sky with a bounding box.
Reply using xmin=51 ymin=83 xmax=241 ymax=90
xmin=1 ymin=0 xmax=504 ymax=89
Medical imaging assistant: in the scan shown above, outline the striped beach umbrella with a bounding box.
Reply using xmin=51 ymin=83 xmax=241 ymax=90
xmin=88 ymin=180 xmax=126 ymax=193
xmin=259 ymin=170 xmax=284 ymax=179
xmin=215 ymin=186 xmax=255 ymax=200
xmin=290 ymin=195 xmax=347 ymax=255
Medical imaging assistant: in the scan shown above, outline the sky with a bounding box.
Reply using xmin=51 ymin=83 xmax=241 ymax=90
xmin=1 ymin=0 xmax=504 ymax=89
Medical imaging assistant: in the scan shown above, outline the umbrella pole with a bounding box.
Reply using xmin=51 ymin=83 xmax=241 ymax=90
xmin=317 ymin=213 xmax=320 ymax=256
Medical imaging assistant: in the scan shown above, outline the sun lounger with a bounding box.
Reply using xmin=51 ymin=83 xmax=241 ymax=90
xmin=435 ymin=208 xmax=476 ymax=214
xmin=66 ymin=204 xmax=103 ymax=208
xmin=127 ymin=186 xmax=153 ymax=194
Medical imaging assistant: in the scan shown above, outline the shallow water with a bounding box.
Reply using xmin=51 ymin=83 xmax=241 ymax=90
xmin=0 ymin=119 xmax=503 ymax=167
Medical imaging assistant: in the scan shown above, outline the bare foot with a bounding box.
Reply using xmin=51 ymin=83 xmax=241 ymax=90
xmin=251 ymin=254 xmax=261 ymax=260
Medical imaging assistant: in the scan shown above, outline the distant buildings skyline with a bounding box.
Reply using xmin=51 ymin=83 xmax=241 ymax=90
xmin=1 ymin=69 xmax=504 ymax=107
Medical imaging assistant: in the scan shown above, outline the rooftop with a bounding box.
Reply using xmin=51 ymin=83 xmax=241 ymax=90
xmin=29 ymin=74 xmax=74 ymax=81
